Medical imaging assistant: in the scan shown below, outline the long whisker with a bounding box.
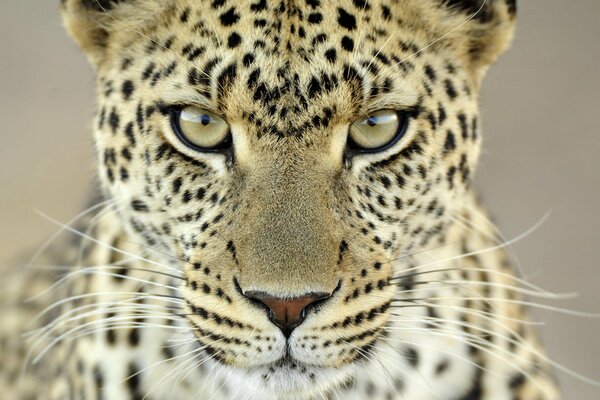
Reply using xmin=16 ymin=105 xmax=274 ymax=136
xmin=75 ymin=200 xmax=122 ymax=266
xmin=390 ymin=278 xmax=576 ymax=300
xmin=30 ymin=316 xmax=195 ymax=365
xmin=28 ymin=291 xmax=183 ymax=327
xmin=377 ymin=335 xmax=500 ymax=379
xmin=388 ymin=211 xmax=551 ymax=274
xmin=29 ymin=269 xmax=180 ymax=303
xmin=381 ymin=325 xmax=554 ymax=396
xmin=390 ymin=265 xmax=569 ymax=297
xmin=391 ymin=296 xmax=600 ymax=319
xmin=385 ymin=318 xmax=600 ymax=388
xmin=27 ymin=198 xmax=118 ymax=267
xmin=449 ymin=211 xmax=525 ymax=277
xmin=34 ymin=210 xmax=182 ymax=274
xmin=28 ymin=302 xmax=184 ymax=340
xmin=148 ymin=345 xmax=222 ymax=400
xmin=375 ymin=339 xmax=440 ymax=400
xmin=124 ymin=342 xmax=203 ymax=384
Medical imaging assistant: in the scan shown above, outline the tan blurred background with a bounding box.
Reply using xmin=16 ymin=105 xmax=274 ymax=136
xmin=1 ymin=1 xmax=598 ymax=398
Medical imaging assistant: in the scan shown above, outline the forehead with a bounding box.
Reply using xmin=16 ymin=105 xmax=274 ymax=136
xmin=162 ymin=0 xmax=431 ymax=54
xmin=111 ymin=0 xmax=444 ymax=136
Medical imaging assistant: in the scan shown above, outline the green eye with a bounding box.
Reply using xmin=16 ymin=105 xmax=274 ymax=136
xmin=171 ymin=106 xmax=231 ymax=151
xmin=349 ymin=110 xmax=408 ymax=152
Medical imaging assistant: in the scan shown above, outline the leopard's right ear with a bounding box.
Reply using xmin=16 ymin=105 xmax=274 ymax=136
xmin=60 ymin=0 xmax=138 ymax=67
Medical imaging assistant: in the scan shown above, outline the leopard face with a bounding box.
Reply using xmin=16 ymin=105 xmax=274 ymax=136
xmin=61 ymin=0 xmax=516 ymax=397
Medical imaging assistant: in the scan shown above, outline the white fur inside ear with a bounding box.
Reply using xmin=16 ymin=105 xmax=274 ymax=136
xmin=61 ymin=0 xmax=169 ymax=66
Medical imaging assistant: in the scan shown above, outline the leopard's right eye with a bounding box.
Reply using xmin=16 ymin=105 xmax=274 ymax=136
xmin=170 ymin=106 xmax=231 ymax=151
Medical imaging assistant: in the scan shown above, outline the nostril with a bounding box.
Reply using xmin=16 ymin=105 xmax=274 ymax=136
xmin=240 ymin=286 xmax=334 ymax=338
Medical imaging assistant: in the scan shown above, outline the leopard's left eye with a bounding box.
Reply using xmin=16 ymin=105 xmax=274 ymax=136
xmin=348 ymin=110 xmax=408 ymax=152
xmin=170 ymin=106 xmax=231 ymax=151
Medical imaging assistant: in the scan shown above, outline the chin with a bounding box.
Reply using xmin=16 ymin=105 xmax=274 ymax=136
xmin=210 ymin=359 xmax=354 ymax=400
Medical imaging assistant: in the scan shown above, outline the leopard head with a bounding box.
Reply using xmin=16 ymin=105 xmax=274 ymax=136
xmin=61 ymin=0 xmax=516 ymax=397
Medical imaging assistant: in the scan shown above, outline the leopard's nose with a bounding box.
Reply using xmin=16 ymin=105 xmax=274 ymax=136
xmin=243 ymin=291 xmax=332 ymax=338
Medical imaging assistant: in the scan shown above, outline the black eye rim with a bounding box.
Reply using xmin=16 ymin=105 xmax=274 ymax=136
xmin=168 ymin=106 xmax=232 ymax=153
xmin=346 ymin=110 xmax=410 ymax=155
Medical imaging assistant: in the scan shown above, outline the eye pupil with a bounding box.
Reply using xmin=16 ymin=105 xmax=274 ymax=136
xmin=200 ymin=115 xmax=211 ymax=126
xmin=367 ymin=118 xmax=377 ymax=127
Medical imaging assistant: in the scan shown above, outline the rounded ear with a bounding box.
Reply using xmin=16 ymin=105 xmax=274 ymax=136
xmin=60 ymin=0 xmax=139 ymax=67
xmin=61 ymin=0 xmax=115 ymax=64
xmin=443 ymin=0 xmax=517 ymax=71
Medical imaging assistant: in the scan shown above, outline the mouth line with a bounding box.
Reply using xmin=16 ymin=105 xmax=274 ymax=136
xmin=267 ymin=354 xmax=329 ymax=373
xmin=273 ymin=354 xmax=305 ymax=368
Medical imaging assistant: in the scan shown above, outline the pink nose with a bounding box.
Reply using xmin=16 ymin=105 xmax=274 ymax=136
xmin=243 ymin=292 xmax=332 ymax=337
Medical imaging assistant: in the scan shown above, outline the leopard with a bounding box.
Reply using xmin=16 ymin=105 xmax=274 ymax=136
xmin=0 ymin=0 xmax=563 ymax=399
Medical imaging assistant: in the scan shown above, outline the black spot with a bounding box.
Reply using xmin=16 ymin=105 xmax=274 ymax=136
xmin=220 ymin=7 xmax=240 ymax=26
xmin=106 ymin=327 xmax=116 ymax=344
xmin=121 ymin=80 xmax=134 ymax=100
xmin=119 ymin=167 xmax=129 ymax=181
xmin=444 ymin=79 xmax=458 ymax=99
xmin=311 ymin=33 xmax=327 ymax=46
xmin=381 ymin=5 xmax=392 ymax=20
xmin=324 ymin=48 xmax=337 ymax=63
xmin=250 ymin=0 xmax=267 ymax=12
xmin=109 ymin=108 xmax=120 ymax=133
xmin=341 ymin=36 xmax=354 ymax=52
xmin=242 ymin=53 xmax=255 ymax=67
xmin=403 ymin=347 xmax=419 ymax=368
xmin=130 ymin=200 xmax=149 ymax=212
xmin=227 ymin=32 xmax=242 ymax=48
xmin=212 ymin=0 xmax=225 ymax=9
xmin=128 ymin=328 xmax=140 ymax=346
xmin=459 ymin=368 xmax=484 ymax=400
xmin=308 ymin=12 xmax=323 ymax=24
xmin=126 ymin=362 xmax=142 ymax=397
xmin=337 ymin=8 xmax=357 ymax=30
xmin=217 ymin=63 xmax=238 ymax=98
xmin=142 ymin=62 xmax=156 ymax=80
xmin=458 ymin=113 xmax=469 ymax=139
xmin=424 ymin=65 xmax=437 ymax=82
xmin=93 ymin=365 xmax=104 ymax=396
xmin=172 ymin=177 xmax=182 ymax=194
xmin=124 ymin=122 xmax=136 ymax=146
xmin=342 ymin=64 xmax=361 ymax=84
xmin=254 ymin=18 xmax=267 ymax=27
xmin=506 ymin=0 xmax=517 ymax=15
xmin=185 ymin=46 xmax=206 ymax=61
xmin=352 ymin=0 xmax=370 ymax=9
xmin=179 ymin=8 xmax=190 ymax=23
xmin=443 ymin=130 xmax=457 ymax=154
xmin=308 ymin=76 xmax=322 ymax=99
xmin=435 ymin=359 xmax=450 ymax=375
xmin=509 ymin=372 xmax=526 ymax=390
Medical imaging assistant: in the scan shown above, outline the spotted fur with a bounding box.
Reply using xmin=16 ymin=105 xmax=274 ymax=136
xmin=1 ymin=0 xmax=561 ymax=399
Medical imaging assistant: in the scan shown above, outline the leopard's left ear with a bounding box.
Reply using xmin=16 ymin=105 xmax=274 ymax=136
xmin=441 ymin=0 xmax=517 ymax=71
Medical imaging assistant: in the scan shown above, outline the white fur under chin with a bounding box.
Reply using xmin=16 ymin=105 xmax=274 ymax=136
xmin=212 ymin=361 xmax=354 ymax=400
